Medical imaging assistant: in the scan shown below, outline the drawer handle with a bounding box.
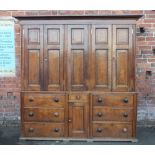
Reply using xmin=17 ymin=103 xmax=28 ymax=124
xmin=28 ymin=128 xmax=34 ymax=132
xmin=53 ymin=97 xmax=59 ymax=102
xmin=29 ymin=112 xmax=34 ymax=117
xmin=98 ymin=98 xmax=103 ymax=103
xmin=54 ymin=128 xmax=59 ymax=132
xmin=122 ymin=128 xmax=128 ymax=133
xmin=123 ymin=98 xmax=128 ymax=103
xmin=96 ymin=128 xmax=102 ymax=133
xmin=97 ymin=112 xmax=103 ymax=117
xmin=76 ymin=95 xmax=81 ymax=100
xmin=123 ymin=113 xmax=128 ymax=117
xmin=54 ymin=112 xmax=59 ymax=117
xmin=29 ymin=96 xmax=34 ymax=102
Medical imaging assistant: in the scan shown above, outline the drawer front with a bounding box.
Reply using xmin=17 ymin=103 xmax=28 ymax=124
xmin=69 ymin=94 xmax=89 ymax=102
xmin=24 ymin=108 xmax=64 ymax=122
xmin=23 ymin=94 xmax=65 ymax=107
xmin=23 ymin=123 xmax=64 ymax=137
xmin=92 ymin=123 xmax=132 ymax=138
xmin=93 ymin=107 xmax=133 ymax=122
xmin=93 ymin=94 xmax=134 ymax=106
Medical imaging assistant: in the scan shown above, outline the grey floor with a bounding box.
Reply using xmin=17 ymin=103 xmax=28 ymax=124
xmin=0 ymin=126 xmax=155 ymax=145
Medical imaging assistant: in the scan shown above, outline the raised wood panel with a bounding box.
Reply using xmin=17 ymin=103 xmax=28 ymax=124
xmin=91 ymin=25 xmax=111 ymax=91
xmin=67 ymin=25 xmax=89 ymax=91
xmin=116 ymin=50 xmax=128 ymax=86
xmin=95 ymin=28 xmax=108 ymax=44
xmin=112 ymin=25 xmax=133 ymax=91
xmin=47 ymin=28 xmax=60 ymax=44
xmin=95 ymin=49 xmax=108 ymax=86
xmin=28 ymin=28 xmax=40 ymax=44
xmin=116 ymin=28 xmax=129 ymax=44
xmin=23 ymin=25 xmax=43 ymax=90
xmin=44 ymin=25 xmax=64 ymax=91
xmin=28 ymin=50 xmax=40 ymax=85
xmin=71 ymin=49 xmax=84 ymax=86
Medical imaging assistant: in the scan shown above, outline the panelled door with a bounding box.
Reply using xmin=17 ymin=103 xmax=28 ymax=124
xmin=112 ymin=25 xmax=134 ymax=92
xmin=44 ymin=25 xmax=64 ymax=91
xmin=23 ymin=25 xmax=44 ymax=91
xmin=91 ymin=25 xmax=112 ymax=91
xmin=68 ymin=101 xmax=89 ymax=138
xmin=67 ymin=25 xmax=89 ymax=91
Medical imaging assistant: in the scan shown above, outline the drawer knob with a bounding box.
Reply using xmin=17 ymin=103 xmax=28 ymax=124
xmin=54 ymin=97 xmax=59 ymax=102
xmin=76 ymin=95 xmax=80 ymax=100
xmin=28 ymin=128 xmax=34 ymax=132
xmin=68 ymin=119 xmax=72 ymax=123
xmin=122 ymin=128 xmax=128 ymax=133
xmin=54 ymin=112 xmax=59 ymax=117
xmin=96 ymin=128 xmax=102 ymax=133
xmin=54 ymin=128 xmax=59 ymax=132
xmin=123 ymin=113 xmax=128 ymax=117
xmin=98 ymin=98 xmax=103 ymax=103
xmin=29 ymin=112 xmax=34 ymax=117
xmin=123 ymin=98 xmax=128 ymax=103
xmin=29 ymin=97 xmax=34 ymax=102
xmin=97 ymin=112 xmax=103 ymax=117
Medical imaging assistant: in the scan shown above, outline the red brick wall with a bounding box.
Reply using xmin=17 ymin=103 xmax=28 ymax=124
xmin=0 ymin=10 xmax=155 ymax=126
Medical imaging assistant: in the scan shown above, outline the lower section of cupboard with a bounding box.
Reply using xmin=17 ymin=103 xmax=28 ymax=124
xmin=21 ymin=91 xmax=137 ymax=141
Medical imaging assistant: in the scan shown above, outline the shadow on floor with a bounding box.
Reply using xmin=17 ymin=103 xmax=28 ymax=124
xmin=0 ymin=126 xmax=155 ymax=145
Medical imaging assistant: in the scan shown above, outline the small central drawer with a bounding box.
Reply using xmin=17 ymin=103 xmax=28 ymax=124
xmin=23 ymin=94 xmax=65 ymax=107
xmin=92 ymin=94 xmax=134 ymax=107
xmin=92 ymin=123 xmax=132 ymax=138
xmin=93 ymin=107 xmax=133 ymax=122
xmin=23 ymin=122 xmax=65 ymax=137
xmin=24 ymin=108 xmax=64 ymax=122
xmin=69 ymin=93 xmax=89 ymax=102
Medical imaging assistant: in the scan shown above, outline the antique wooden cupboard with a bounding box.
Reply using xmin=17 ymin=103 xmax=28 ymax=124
xmin=18 ymin=15 xmax=141 ymax=141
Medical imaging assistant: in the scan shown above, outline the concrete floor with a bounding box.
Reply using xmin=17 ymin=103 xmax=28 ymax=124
xmin=0 ymin=126 xmax=155 ymax=145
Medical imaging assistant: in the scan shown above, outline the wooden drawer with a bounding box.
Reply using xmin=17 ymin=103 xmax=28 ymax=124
xmin=92 ymin=94 xmax=134 ymax=107
xmin=23 ymin=94 xmax=65 ymax=107
xmin=69 ymin=93 xmax=89 ymax=102
xmin=23 ymin=122 xmax=64 ymax=137
xmin=93 ymin=107 xmax=133 ymax=122
xmin=92 ymin=123 xmax=132 ymax=138
xmin=24 ymin=108 xmax=64 ymax=122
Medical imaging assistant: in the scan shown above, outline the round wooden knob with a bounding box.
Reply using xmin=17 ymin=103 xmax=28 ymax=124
xmin=98 ymin=98 xmax=103 ymax=103
xmin=54 ymin=112 xmax=59 ymax=117
xmin=54 ymin=128 xmax=59 ymax=132
xmin=68 ymin=119 xmax=72 ymax=123
xmin=123 ymin=98 xmax=128 ymax=103
xmin=54 ymin=97 xmax=59 ymax=102
xmin=122 ymin=128 xmax=128 ymax=133
xmin=29 ymin=96 xmax=34 ymax=102
xmin=29 ymin=128 xmax=34 ymax=132
xmin=123 ymin=113 xmax=128 ymax=117
xmin=96 ymin=128 xmax=102 ymax=133
xmin=97 ymin=112 xmax=103 ymax=117
xmin=29 ymin=112 xmax=34 ymax=117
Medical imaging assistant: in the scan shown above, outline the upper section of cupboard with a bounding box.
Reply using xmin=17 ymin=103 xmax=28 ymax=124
xmin=20 ymin=17 xmax=141 ymax=92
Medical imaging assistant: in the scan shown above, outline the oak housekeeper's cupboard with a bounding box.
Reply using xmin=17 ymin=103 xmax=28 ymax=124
xmin=17 ymin=15 xmax=142 ymax=142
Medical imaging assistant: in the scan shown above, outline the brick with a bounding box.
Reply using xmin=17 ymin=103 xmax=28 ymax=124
xmin=99 ymin=10 xmax=112 ymax=15
xmin=58 ymin=10 xmax=84 ymax=16
xmin=0 ymin=11 xmax=11 ymax=16
xmin=25 ymin=11 xmax=39 ymax=16
xmin=38 ymin=11 xmax=51 ymax=16
xmin=84 ymin=10 xmax=99 ymax=15
xmin=146 ymin=37 xmax=155 ymax=41
xmin=151 ymin=63 xmax=155 ymax=67
xmin=11 ymin=11 xmax=25 ymax=16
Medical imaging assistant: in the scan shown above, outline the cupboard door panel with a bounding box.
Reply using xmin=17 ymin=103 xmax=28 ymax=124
xmin=91 ymin=25 xmax=112 ymax=91
xmin=112 ymin=25 xmax=134 ymax=91
xmin=23 ymin=25 xmax=43 ymax=90
xmin=44 ymin=25 xmax=64 ymax=91
xmin=69 ymin=100 xmax=89 ymax=138
xmin=67 ymin=25 xmax=89 ymax=91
